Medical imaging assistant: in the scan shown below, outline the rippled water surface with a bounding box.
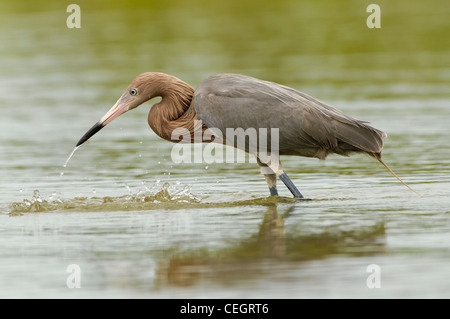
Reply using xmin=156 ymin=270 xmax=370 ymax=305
xmin=1 ymin=0 xmax=449 ymax=298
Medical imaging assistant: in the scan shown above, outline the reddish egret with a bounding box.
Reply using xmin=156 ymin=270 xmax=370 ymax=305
xmin=76 ymin=72 xmax=417 ymax=197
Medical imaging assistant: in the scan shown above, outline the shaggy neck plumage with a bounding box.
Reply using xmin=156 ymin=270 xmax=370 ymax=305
xmin=143 ymin=73 xmax=207 ymax=142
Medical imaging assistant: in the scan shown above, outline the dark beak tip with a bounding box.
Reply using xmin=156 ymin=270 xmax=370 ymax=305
xmin=75 ymin=138 xmax=86 ymax=147
xmin=76 ymin=121 xmax=105 ymax=147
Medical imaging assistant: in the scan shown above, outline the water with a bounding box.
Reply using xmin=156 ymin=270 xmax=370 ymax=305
xmin=61 ymin=146 xmax=81 ymax=175
xmin=1 ymin=0 xmax=450 ymax=298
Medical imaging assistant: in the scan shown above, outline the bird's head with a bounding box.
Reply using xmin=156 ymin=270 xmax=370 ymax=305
xmin=76 ymin=72 xmax=162 ymax=147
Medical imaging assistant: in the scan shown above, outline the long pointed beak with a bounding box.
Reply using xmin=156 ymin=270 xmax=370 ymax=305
xmin=76 ymin=99 xmax=132 ymax=147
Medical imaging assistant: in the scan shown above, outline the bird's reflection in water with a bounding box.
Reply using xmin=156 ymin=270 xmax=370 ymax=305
xmin=257 ymin=204 xmax=286 ymax=258
xmin=155 ymin=202 xmax=386 ymax=288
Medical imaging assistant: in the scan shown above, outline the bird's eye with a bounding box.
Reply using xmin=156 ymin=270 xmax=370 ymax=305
xmin=129 ymin=88 xmax=138 ymax=96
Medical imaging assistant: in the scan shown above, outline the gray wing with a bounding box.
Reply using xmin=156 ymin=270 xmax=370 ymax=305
xmin=193 ymin=74 xmax=386 ymax=159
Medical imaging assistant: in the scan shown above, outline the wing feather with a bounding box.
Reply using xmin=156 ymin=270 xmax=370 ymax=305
xmin=193 ymin=74 xmax=386 ymax=158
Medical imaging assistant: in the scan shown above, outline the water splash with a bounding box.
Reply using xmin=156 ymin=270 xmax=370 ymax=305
xmin=9 ymin=190 xmax=53 ymax=214
xmin=125 ymin=182 xmax=201 ymax=204
xmin=8 ymin=182 xmax=202 ymax=215
xmin=7 ymin=183 xmax=290 ymax=216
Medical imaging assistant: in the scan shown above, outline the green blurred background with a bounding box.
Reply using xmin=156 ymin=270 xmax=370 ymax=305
xmin=1 ymin=0 xmax=449 ymax=100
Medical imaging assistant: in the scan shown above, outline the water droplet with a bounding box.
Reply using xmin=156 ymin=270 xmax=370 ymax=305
xmin=48 ymin=192 xmax=58 ymax=201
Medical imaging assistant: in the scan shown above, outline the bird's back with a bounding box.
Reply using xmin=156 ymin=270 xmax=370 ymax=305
xmin=193 ymin=74 xmax=386 ymax=159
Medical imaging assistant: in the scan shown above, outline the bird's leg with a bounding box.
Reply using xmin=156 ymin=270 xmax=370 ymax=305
xmin=278 ymin=171 xmax=304 ymax=199
xmin=256 ymin=157 xmax=278 ymax=196
xmin=265 ymin=174 xmax=278 ymax=196
xmin=257 ymin=154 xmax=304 ymax=199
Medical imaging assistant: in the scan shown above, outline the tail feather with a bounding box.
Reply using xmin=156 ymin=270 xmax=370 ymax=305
xmin=368 ymin=152 xmax=420 ymax=195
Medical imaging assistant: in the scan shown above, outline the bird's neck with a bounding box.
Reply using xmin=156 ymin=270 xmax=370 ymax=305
xmin=148 ymin=78 xmax=207 ymax=143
